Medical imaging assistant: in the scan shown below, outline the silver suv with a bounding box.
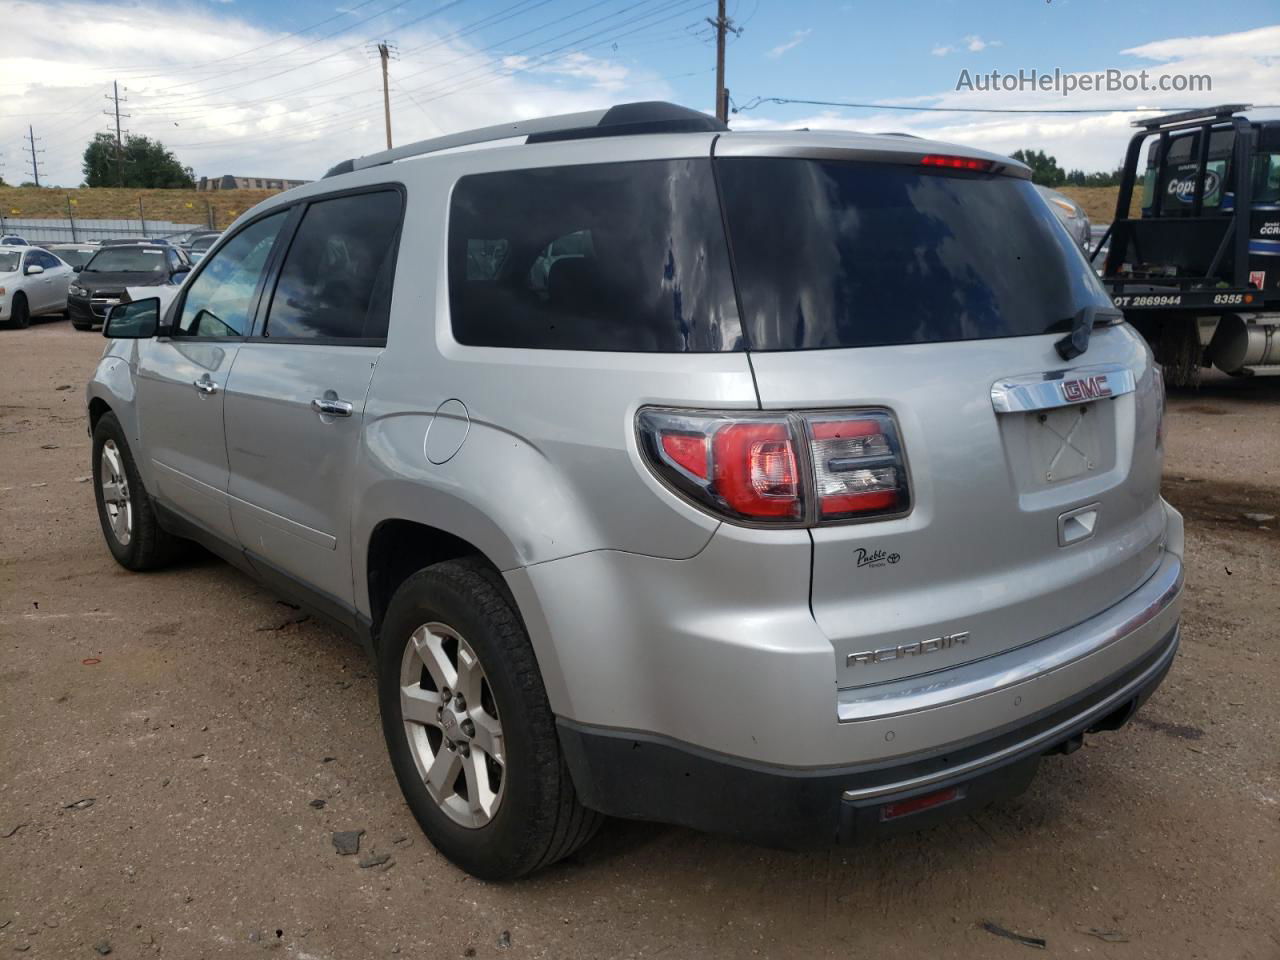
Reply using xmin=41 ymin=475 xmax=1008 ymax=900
xmin=86 ymin=103 xmax=1183 ymax=880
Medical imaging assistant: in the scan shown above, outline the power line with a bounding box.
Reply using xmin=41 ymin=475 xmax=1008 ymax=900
xmin=734 ymin=96 xmax=1280 ymax=115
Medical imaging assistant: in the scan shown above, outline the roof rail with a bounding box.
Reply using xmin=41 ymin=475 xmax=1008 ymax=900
xmin=322 ymin=101 xmax=725 ymax=178
xmin=1131 ymin=103 xmax=1251 ymax=130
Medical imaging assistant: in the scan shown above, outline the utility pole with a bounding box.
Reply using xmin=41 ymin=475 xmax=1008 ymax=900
xmin=707 ymin=0 xmax=740 ymax=123
xmin=24 ymin=126 xmax=43 ymax=187
xmin=104 ymin=81 xmax=130 ymax=187
xmin=378 ymin=43 xmax=393 ymax=149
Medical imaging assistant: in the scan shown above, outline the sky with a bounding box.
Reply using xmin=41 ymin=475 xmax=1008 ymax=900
xmin=1 ymin=0 xmax=1278 ymax=188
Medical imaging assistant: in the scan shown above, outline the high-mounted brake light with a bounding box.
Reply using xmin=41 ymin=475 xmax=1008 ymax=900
xmin=920 ymin=154 xmax=993 ymax=172
xmin=637 ymin=408 xmax=909 ymax=526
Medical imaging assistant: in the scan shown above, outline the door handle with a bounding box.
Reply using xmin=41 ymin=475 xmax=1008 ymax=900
xmin=312 ymin=395 xmax=354 ymax=418
xmin=193 ymin=377 xmax=218 ymax=395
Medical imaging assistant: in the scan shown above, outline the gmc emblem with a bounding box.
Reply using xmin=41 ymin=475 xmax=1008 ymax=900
xmin=1061 ymin=375 xmax=1113 ymax=403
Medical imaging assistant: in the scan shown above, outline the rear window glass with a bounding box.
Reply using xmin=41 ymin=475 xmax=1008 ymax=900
xmin=448 ymin=159 xmax=741 ymax=352
xmin=716 ymin=158 xmax=1112 ymax=350
xmin=54 ymin=248 xmax=96 ymax=268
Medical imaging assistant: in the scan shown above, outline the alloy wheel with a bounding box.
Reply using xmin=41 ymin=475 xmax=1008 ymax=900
xmin=99 ymin=440 xmax=132 ymax=546
xmin=399 ymin=622 xmax=506 ymax=828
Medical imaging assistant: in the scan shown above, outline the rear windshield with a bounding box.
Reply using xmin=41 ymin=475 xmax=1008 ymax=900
xmin=84 ymin=247 xmax=168 ymax=273
xmin=448 ymin=159 xmax=741 ymax=352
xmin=716 ymin=158 xmax=1112 ymax=351
xmin=191 ymin=235 xmax=218 ymax=252
xmin=54 ymin=248 xmax=96 ymax=268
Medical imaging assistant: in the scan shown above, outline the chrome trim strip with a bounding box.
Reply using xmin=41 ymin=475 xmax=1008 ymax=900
xmin=841 ymin=628 xmax=1179 ymax=802
xmin=990 ymin=362 xmax=1136 ymax=414
xmin=837 ymin=554 xmax=1182 ymax=722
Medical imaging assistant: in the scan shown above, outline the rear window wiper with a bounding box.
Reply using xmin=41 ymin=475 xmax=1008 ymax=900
xmin=1055 ymin=305 xmax=1123 ymax=361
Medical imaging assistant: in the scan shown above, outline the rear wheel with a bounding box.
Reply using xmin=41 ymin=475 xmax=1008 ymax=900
xmin=91 ymin=412 xmax=181 ymax=570
xmin=10 ymin=294 xmax=30 ymax=329
xmin=378 ymin=558 xmax=601 ymax=880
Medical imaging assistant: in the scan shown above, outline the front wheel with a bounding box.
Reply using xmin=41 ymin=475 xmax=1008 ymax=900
xmin=378 ymin=558 xmax=601 ymax=880
xmin=91 ymin=412 xmax=181 ymax=570
xmin=10 ymin=294 xmax=30 ymax=329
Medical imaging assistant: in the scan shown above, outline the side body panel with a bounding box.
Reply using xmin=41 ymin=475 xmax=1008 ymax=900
xmin=223 ymin=343 xmax=380 ymax=608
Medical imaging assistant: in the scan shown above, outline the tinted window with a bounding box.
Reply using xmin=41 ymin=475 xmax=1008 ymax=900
xmin=448 ymin=160 xmax=740 ymax=352
xmin=32 ymin=251 xmax=60 ymax=268
xmin=263 ymin=190 xmax=402 ymax=341
xmin=84 ymin=247 xmax=169 ymax=273
xmin=177 ymin=212 xmax=287 ymax=337
xmin=717 ymin=158 xmax=1112 ymax=350
xmin=54 ymin=248 xmax=95 ymax=268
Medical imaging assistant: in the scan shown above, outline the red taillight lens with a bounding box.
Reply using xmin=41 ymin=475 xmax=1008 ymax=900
xmin=712 ymin=422 xmax=801 ymax=519
xmin=920 ymin=153 xmax=993 ymax=172
xmin=660 ymin=432 xmax=709 ymax=480
xmin=637 ymin=407 xmax=909 ymax=526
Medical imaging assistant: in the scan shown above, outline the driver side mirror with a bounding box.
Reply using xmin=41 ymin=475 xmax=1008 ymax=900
xmin=24 ymin=264 xmax=44 ymax=276
xmin=72 ymin=264 xmax=84 ymax=273
xmin=104 ymin=298 xmax=160 ymax=339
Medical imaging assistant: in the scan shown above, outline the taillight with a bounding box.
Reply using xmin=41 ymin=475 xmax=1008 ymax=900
xmin=920 ymin=153 xmax=993 ymax=172
xmin=807 ymin=415 xmax=906 ymax=520
xmin=637 ymin=408 xmax=909 ymax=526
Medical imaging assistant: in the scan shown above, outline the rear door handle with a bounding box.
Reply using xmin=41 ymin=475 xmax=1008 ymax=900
xmin=193 ymin=376 xmax=218 ymax=395
xmin=312 ymin=394 xmax=354 ymax=418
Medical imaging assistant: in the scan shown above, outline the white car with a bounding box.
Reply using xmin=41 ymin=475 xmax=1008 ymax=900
xmin=0 ymin=245 xmax=74 ymax=328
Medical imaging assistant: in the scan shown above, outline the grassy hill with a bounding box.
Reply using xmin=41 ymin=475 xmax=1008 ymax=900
xmin=1056 ymin=186 xmax=1142 ymax=224
xmin=1 ymin=186 xmax=285 ymax=229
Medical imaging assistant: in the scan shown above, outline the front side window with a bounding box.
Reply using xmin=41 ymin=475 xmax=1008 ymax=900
xmin=262 ymin=190 xmax=402 ymax=341
xmin=176 ymin=212 xmax=287 ymax=338
xmin=448 ymin=159 xmax=741 ymax=352
xmin=716 ymin=158 xmax=1113 ymax=350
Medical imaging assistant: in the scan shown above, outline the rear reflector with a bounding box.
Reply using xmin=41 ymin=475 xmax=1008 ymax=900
xmin=920 ymin=154 xmax=993 ymax=172
xmin=880 ymin=786 xmax=964 ymax=821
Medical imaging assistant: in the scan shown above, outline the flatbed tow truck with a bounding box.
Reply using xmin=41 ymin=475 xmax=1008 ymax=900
xmin=1096 ymin=104 xmax=1280 ymax=385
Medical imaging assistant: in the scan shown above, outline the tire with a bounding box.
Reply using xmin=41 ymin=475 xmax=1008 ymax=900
xmin=91 ymin=412 xmax=181 ymax=571
xmin=72 ymin=321 xmax=92 ymax=332
xmin=378 ymin=557 xmax=602 ymax=880
xmin=10 ymin=294 xmax=30 ymax=329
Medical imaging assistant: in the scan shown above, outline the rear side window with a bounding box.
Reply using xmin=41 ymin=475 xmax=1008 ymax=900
xmin=448 ymin=159 xmax=741 ymax=352
xmin=263 ymin=190 xmax=402 ymax=341
xmin=716 ymin=158 xmax=1112 ymax=350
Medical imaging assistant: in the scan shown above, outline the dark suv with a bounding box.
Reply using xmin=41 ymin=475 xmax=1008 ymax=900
xmin=68 ymin=244 xmax=191 ymax=330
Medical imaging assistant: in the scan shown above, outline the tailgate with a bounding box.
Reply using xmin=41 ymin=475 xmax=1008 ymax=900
xmin=750 ymin=326 xmax=1168 ymax=689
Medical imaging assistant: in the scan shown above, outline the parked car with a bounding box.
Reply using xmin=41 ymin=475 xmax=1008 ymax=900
xmin=98 ymin=237 xmax=171 ymax=247
xmin=68 ymin=244 xmax=191 ymax=330
xmin=1 ymin=234 xmax=29 ymax=246
xmin=1 ymin=244 xmax=73 ymax=327
xmin=85 ymin=102 xmax=1183 ymax=881
xmin=186 ymin=231 xmax=221 ymax=263
xmin=41 ymin=243 xmax=100 ymax=271
xmin=1035 ymin=184 xmax=1092 ymax=254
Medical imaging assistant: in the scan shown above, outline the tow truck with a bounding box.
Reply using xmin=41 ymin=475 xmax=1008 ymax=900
xmin=1096 ymin=104 xmax=1280 ymax=385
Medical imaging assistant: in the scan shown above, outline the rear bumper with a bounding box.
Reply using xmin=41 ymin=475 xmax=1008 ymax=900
xmin=559 ymin=625 xmax=1178 ymax=847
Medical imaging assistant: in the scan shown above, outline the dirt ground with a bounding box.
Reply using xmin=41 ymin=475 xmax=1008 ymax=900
xmin=1 ymin=320 xmax=1277 ymax=960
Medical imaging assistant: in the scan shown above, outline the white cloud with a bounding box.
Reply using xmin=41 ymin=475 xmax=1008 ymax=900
xmin=0 ymin=0 xmax=674 ymax=188
xmin=766 ymin=29 xmax=812 ymax=60
xmin=931 ymin=45 xmax=953 ymax=57
xmin=1121 ymin=24 xmax=1280 ymax=61
xmin=963 ymin=35 xmax=1002 ymax=52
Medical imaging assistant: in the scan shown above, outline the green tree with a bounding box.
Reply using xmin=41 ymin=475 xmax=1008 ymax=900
xmin=1010 ymin=148 xmax=1066 ymax=187
xmin=82 ymin=132 xmax=195 ymax=188
xmin=1064 ymin=166 xmax=1123 ymax=188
